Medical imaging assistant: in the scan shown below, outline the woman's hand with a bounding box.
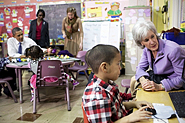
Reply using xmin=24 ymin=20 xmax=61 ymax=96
xmin=122 ymin=106 xmax=152 ymax=123
xmin=142 ymin=81 xmax=162 ymax=91
xmin=63 ymin=34 xmax=66 ymax=38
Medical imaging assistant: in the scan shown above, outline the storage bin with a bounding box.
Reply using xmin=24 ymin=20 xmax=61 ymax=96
xmin=164 ymin=32 xmax=185 ymax=45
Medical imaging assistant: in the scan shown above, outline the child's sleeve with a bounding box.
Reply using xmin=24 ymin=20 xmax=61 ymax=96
xmin=120 ymin=92 xmax=132 ymax=100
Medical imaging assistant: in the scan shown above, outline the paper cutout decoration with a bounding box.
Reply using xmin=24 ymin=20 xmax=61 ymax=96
xmin=25 ymin=0 xmax=30 ymax=2
xmin=125 ymin=17 xmax=131 ymax=24
xmin=138 ymin=9 xmax=144 ymax=16
xmin=87 ymin=7 xmax=102 ymax=18
xmin=127 ymin=32 xmax=133 ymax=40
xmin=18 ymin=17 xmax=24 ymax=27
xmin=4 ymin=8 xmax=11 ymax=16
xmin=129 ymin=9 xmax=136 ymax=16
xmin=12 ymin=9 xmax=18 ymax=17
xmin=0 ymin=12 xmax=4 ymax=21
xmin=144 ymin=9 xmax=151 ymax=17
xmin=24 ymin=26 xmax=29 ymax=37
xmin=131 ymin=16 xmax=137 ymax=23
xmin=6 ymin=16 xmax=10 ymax=20
xmin=24 ymin=6 xmax=33 ymax=14
xmin=13 ymin=18 xmax=17 ymax=23
xmin=0 ymin=22 xmax=4 ymax=26
xmin=24 ymin=7 xmax=33 ymax=18
xmin=11 ymin=1 xmax=16 ymax=4
xmin=107 ymin=2 xmax=122 ymax=18
xmin=6 ymin=22 xmax=12 ymax=33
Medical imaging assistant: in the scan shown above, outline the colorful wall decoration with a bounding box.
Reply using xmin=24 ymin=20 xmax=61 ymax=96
xmin=0 ymin=5 xmax=36 ymax=37
xmin=83 ymin=0 xmax=150 ymax=22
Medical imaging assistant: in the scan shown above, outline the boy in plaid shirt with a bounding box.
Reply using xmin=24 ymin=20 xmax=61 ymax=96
xmin=82 ymin=44 xmax=153 ymax=123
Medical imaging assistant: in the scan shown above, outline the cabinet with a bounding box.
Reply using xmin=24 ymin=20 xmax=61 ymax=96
xmin=124 ymin=6 xmax=151 ymax=75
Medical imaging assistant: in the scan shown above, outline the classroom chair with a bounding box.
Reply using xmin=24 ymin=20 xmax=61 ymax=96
xmin=121 ymin=79 xmax=131 ymax=93
xmin=0 ymin=77 xmax=18 ymax=103
xmin=81 ymin=102 xmax=89 ymax=123
xmin=68 ymin=51 xmax=89 ymax=90
xmin=33 ymin=60 xmax=71 ymax=114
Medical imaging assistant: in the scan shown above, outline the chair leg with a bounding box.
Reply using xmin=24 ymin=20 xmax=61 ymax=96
xmin=70 ymin=71 xmax=76 ymax=80
xmin=65 ymin=80 xmax=71 ymax=111
xmin=75 ymin=72 xmax=79 ymax=81
xmin=5 ymin=82 xmax=18 ymax=103
xmin=37 ymin=88 xmax=40 ymax=102
xmin=84 ymin=70 xmax=89 ymax=80
xmin=33 ymin=88 xmax=37 ymax=114
xmin=125 ymin=88 xmax=129 ymax=94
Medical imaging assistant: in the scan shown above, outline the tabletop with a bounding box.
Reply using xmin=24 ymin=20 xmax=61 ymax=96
xmin=134 ymin=88 xmax=180 ymax=123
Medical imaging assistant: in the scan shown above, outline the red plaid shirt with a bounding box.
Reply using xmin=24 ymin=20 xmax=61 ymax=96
xmin=82 ymin=75 xmax=128 ymax=123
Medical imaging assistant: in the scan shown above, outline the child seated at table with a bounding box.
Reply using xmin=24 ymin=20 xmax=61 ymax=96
xmin=25 ymin=45 xmax=79 ymax=102
xmin=46 ymin=47 xmax=74 ymax=57
xmin=82 ymin=44 xmax=153 ymax=123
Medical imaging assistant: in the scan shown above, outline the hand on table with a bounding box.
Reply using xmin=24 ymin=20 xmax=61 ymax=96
xmin=20 ymin=55 xmax=26 ymax=58
xmin=142 ymin=80 xmax=162 ymax=91
xmin=134 ymin=101 xmax=153 ymax=109
xmin=125 ymin=106 xmax=152 ymax=122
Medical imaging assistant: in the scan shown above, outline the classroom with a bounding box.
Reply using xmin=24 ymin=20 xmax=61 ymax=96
xmin=0 ymin=0 xmax=185 ymax=123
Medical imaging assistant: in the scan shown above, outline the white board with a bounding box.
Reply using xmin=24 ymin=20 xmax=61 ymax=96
xmin=83 ymin=21 xmax=120 ymax=51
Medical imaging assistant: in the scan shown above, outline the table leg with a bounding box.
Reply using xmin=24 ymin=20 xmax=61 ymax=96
xmin=18 ymin=68 xmax=23 ymax=103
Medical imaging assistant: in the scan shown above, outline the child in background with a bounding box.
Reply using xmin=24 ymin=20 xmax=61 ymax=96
xmin=25 ymin=45 xmax=79 ymax=102
xmin=46 ymin=47 xmax=74 ymax=57
xmin=82 ymin=44 xmax=153 ymax=123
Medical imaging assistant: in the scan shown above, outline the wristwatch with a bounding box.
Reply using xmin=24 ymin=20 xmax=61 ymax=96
xmin=161 ymin=83 xmax=165 ymax=90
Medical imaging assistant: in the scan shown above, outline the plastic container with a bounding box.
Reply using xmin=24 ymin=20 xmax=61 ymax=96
xmin=164 ymin=32 xmax=185 ymax=45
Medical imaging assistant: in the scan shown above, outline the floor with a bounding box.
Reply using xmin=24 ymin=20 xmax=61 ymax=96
xmin=0 ymin=70 xmax=132 ymax=123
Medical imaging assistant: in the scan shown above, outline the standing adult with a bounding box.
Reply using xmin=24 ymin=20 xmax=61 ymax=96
xmin=29 ymin=9 xmax=49 ymax=48
xmin=62 ymin=7 xmax=83 ymax=56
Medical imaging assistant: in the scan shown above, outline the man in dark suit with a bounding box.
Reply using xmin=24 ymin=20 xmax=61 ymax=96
xmin=29 ymin=9 xmax=49 ymax=48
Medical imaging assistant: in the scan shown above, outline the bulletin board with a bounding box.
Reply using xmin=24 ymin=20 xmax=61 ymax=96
xmin=39 ymin=3 xmax=81 ymax=40
xmin=83 ymin=21 xmax=120 ymax=51
xmin=83 ymin=0 xmax=150 ymax=23
xmin=0 ymin=5 xmax=36 ymax=37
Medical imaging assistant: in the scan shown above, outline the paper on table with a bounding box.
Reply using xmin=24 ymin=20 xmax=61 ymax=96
xmin=153 ymin=118 xmax=169 ymax=123
xmin=175 ymin=111 xmax=185 ymax=123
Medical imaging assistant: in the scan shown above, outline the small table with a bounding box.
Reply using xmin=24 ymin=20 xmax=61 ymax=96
xmin=134 ymin=88 xmax=179 ymax=123
xmin=6 ymin=58 xmax=79 ymax=103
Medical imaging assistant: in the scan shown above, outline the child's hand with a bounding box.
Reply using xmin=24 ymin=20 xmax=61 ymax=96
xmin=134 ymin=101 xmax=153 ymax=109
xmin=126 ymin=106 xmax=152 ymax=122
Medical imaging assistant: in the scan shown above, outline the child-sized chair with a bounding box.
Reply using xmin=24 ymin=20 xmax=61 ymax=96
xmin=68 ymin=51 xmax=89 ymax=89
xmin=121 ymin=79 xmax=131 ymax=93
xmin=81 ymin=102 xmax=89 ymax=123
xmin=0 ymin=77 xmax=18 ymax=103
xmin=33 ymin=60 xmax=71 ymax=114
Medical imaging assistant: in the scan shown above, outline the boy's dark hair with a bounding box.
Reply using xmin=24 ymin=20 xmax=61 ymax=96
xmin=88 ymin=44 xmax=119 ymax=74
xmin=25 ymin=45 xmax=44 ymax=60
xmin=36 ymin=9 xmax=45 ymax=18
